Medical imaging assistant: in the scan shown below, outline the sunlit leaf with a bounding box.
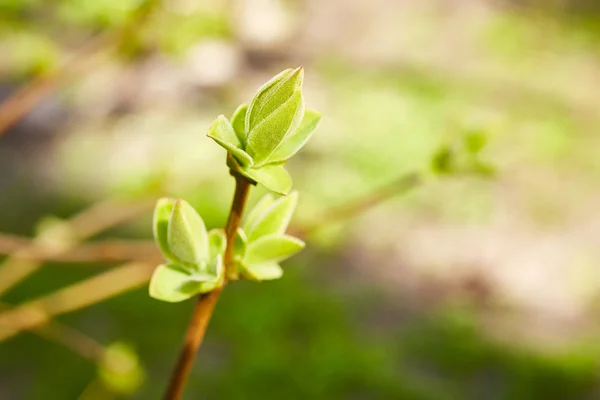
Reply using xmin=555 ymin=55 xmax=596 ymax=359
xmin=207 ymin=228 xmax=226 ymax=260
xmin=149 ymin=263 xmax=202 ymax=303
xmin=152 ymin=198 xmax=177 ymax=261
xmin=246 ymin=90 xmax=305 ymax=166
xmin=242 ymin=262 xmax=283 ymax=281
xmin=231 ymin=104 xmax=248 ymax=147
xmin=245 ymin=68 xmax=300 ymax=132
xmin=267 ymin=109 xmax=322 ymax=163
xmin=207 ymin=115 xmax=253 ymax=166
xmin=245 ymin=234 xmax=304 ymax=265
xmin=167 ymin=200 xmax=208 ymax=266
xmin=243 ymin=194 xmax=275 ymax=233
xmin=246 ymin=191 xmax=298 ymax=241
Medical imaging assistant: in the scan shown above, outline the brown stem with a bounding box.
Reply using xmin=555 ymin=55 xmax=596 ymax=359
xmin=163 ymin=174 xmax=251 ymax=400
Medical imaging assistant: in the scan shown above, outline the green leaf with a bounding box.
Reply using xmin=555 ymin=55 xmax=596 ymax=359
xmin=242 ymin=262 xmax=283 ymax=281
xmin=234 ymin=228 xmax=247 ymax=261
xmin=184 ymin=255 xmax=223 ymax=283
xmin=149 ymin=263 xmax=204 ymax=302
xmin=246 ymin=90 xmax=305 ymax=166
xmin=245 ymin=234 xmax=304 ymax=265
xmin=167 ymin=200 xmax=208 ymax=266
xmin=231 ymin=104 xmax=248 ymax=147
xmin=267 ymin=109 xmax=322 ymax=163
xmin=238 ymin=163 xmax=292 ymax=195
xmin=431 ymin=146 xmax=454 ymax=175
xmin=207 ymin=229 xmax=226 ymax=261
xmin=246 ymin=191 xmax=298 ymax=241
xmin=243 ymin=194 xmax=275 ymax=233
xmin=153 ymin=198 xmax=177 ymax=262
xmin=207 ymin=115 xmax=253 ymax=166
xmin=245 ymin=68 xmax=302 ymax=132
xmin=464 ymin=130 xmax=487 ymax=154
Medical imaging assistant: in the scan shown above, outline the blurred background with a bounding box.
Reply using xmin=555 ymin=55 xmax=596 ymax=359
xmin=2 ymin=0 xmax=600 ymax=398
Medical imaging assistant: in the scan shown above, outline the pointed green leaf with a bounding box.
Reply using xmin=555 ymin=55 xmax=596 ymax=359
xmin=464 ymin=130 xmax=487 ymax=154
xmin=247 ymin=191 xmax=298 ymax=241
xmin=239 ymin=163 xmax=292 ymax=195
xmin=242 ymin=262 xmax=283 ymax=281
xmin=246 ymin=90 xmax=305 ymax=166
xmin=184 ymin=254 xmax=222 ymax=283
xmin=207 ymin=115 xmax=253 ymax=166
xmin=149 ymin=263 xmax=201 ymax=303
xmin=152 ymin=198 xmax=177 ymax=261
xmin=234 ymin=228 xmax=247 ymax=261
xmin=167 ymin=200 xmax=208 ymax=266
xmin=267 ymin=109 xmax=322 ymax=163
xmin=207 ymin=229 xmax=226 ymax=261
xmin=245 ymin=68 xmax=301 ymax=132
xmin=245 ymin=234 xmax=304 ymax=265
xmin=231 ymin=104 xmax=248 ymax=147
xmin=243 ymin=194 xmax=275 ymax=233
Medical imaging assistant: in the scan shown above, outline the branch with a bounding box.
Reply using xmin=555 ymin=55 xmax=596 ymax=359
xmin=0 ymin=262 xmax=153 ymax=341
xmin=293 ymin=171 xmax=422 ymax=236
xmin=0 ymin=234 xmax=160 ymax=264
xmin=0 ymin=196 xmax=155 ymax=296
xmin=0 ymin=0 xmax=160 ymax=136
xmin=0 ymin=301 xmax=105 ymax=361
xmin=163 ymin=173 xmax=252 ymax=400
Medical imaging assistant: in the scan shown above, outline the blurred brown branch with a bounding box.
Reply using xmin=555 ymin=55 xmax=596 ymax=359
xmin=0 ymin=301 xmax=105 ymax=361
xmin=0 ymin=262 xmax=153 ymax=341
xmin=0 ymin=196 xmax=156 ymax=296
xmin=293 ymin=171 xmax=422 ymax=236
xmin=0 ymin=0 xmax=159 ymax=136
xmin=0 ymin=234 xmax=160 ymax=264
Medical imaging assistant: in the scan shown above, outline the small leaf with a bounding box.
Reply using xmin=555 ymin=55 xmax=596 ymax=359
xmin=245 ymin=68 xmax=301 ymax=132
xmin=243 ymin=194 xmax=275 ymax=233
xmin=245 ymin=234 xmax=304 ymax=265
xmin=242 ymin=262 xmax=283 ymax=281
xmin=246 ymin=90 xmax=305 ymax=166
xmin=231 ymin=104 xmax=248 ymax=147
xmin=431 ymin=146 xmax=454 ymax=175
xmin=239 ymin=164 xmax=292 ymax=195
xmin=207 ymin=115 xmax=253 ymax=166
xmin=207 ymin=229 xmax=226 ymax=261
xmin=267 ymin=109 xmax=322 ymax=163
xmin=149 ymin=263 xmax=201 ymax=302
xmin=464 ymin=130 xmax=487 ymax=154
xmin=153 ymin=198 xmax=177 ymax=261
xmin=167 ymin=200 xmax=208 ymax=266
xmin=184 ymin=255 xmax=222 ymax=283
xmin=247 ymin=191 xmax=298 ymax=241
xmin=234 ymin=228 xmax=247 ymax=261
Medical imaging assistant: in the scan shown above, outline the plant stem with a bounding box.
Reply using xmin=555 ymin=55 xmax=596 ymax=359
xmin=163 ymin=174 xmax=251 ymax=400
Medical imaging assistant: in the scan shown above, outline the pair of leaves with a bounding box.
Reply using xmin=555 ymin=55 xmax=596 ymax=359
xmin=431 ymin=130 xmax=495 ymax=177
xmin=232 ymin=192 xmax=305 ymax=281
xmin=149 ymin=198 xmax=225 ymax=302
xmin=207 ymin=67 xmax=322 ymax=195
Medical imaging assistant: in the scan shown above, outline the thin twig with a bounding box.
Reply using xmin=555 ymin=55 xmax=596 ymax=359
xmin=0 ymin=0 xmax=159 ymax=136
xmin=0 ymin=196 xmax=155 ymax=296
xmin=0 ymin=235 xmax=160 ymax=264
xmin=0 ymin=301 xmax=105 ymax=361
xmin=293 ymin=171 xmax=422 ymax=236
xmin=0 ymin=262 xmax=153 ymax=341
xmin=163 ymin=173 xmax=252 ymax=400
